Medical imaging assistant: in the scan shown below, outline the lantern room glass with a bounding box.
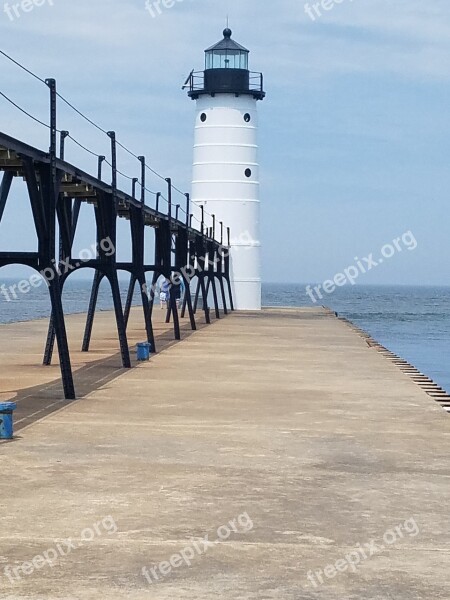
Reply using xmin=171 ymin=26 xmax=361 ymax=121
xmin=205 ymin=50 xmax=249 ymax=70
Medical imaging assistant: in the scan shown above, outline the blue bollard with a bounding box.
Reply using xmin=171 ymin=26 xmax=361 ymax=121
xmin=136 ymin=342 xmax=151 ymax=362
xmin=0 ymin=402 xmax=17 ymax=440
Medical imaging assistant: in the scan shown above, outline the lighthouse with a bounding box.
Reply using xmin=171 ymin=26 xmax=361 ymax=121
xmin=185 ymin=28 xmax=265 ymax=310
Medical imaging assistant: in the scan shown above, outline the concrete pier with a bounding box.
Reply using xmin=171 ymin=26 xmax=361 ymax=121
xmin=1 ymin=307 xmax=449 ymax=599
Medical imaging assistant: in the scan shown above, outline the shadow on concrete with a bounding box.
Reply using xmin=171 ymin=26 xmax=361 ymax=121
xmin=10 ymin=315 xmax=214 ymax=433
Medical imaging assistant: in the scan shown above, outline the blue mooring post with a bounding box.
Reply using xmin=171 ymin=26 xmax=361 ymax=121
xmin=0 ymin=402 xmax=17 ymax=439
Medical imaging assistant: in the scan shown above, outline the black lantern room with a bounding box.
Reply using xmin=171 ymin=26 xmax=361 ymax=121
xmin=184 ymin=29 xmax=265 ymax=100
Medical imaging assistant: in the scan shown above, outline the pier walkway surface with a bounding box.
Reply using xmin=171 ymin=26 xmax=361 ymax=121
xmin=1 ymin=307 xmax=449 ymax=599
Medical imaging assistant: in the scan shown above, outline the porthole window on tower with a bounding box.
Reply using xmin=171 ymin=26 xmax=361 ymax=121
xmin=245 ymin=168 xmax=252 ymax=178
xmin=200 ymin=113 xmax=207 ymax=122
xmin=244 ymin=113 xmax=251 ymax=123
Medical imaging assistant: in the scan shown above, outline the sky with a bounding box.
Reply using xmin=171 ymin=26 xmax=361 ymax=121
xmin=0 ymin=0 xmax=449 ymax=285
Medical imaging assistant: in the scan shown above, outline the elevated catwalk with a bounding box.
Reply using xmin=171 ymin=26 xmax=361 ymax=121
xmin=0 ymin=130 xmax=234 ymax=399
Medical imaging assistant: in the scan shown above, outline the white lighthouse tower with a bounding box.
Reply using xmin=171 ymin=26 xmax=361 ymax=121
xmin=185 ymin=28 xmax=265 ymax=310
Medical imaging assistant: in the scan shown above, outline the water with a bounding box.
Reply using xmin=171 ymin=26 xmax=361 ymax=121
xmin=264 ymin=283 xmax=450 ymax=394
xmin=0 ymin=278 xmax=131 ymax=323
xmin=1 ymin=279 xmax=449 ymax=393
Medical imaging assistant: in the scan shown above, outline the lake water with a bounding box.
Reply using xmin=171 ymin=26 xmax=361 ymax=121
xmin=264 ymin=283 xmax=450 ymax=393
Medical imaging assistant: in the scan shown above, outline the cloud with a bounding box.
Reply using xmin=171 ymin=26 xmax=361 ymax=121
xmin=290 ymin=0 xmax=450 ymax=81
xmin=1 ymin=0 xmax=450 ymax=283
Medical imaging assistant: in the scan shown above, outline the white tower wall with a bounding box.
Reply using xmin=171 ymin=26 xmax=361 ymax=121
xmin=191 ymin=93 xmax=261 ymax=310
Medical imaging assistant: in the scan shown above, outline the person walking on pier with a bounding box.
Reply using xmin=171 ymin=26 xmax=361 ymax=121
xmin=160 ymin=278 xmax=171 ymax=310
xmin=173 ymin=279 xmax=185 ymax=309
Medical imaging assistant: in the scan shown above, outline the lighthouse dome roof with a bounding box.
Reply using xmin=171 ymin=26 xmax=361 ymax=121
xmin=205 ymin=29 xmax=249 ymax=53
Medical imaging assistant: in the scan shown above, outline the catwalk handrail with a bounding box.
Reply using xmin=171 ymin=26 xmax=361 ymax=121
xmin=0 ymin=130 xmax=217 ymax=242
xmin=0 ymin=49 xmax=220 ymax=225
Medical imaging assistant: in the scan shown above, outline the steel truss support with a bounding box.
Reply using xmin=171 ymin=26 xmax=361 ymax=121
xmin=216 ymin=246 xmax=229 ymax=316
xmin=122 ymin=204 xmax=155 ymax=350
xmin=82 ymin=269 xmax=104 ymax=353
xmin=43 ymin=197 xmax=81 ymax=365
xmin=80 ymin=191 xmax=131 ymax=368
xmin=0 ymin=162 xmax=75 ymax=402
xmin=178 ymin=237 xmax=197 ymax=331
xmin=0 ymin=88 xmax=233 ymax=400
xmin=0 ymin=171 xmax=13 ymax=222
xmin=205 ymin=242 xmax=221 ymax=320
xmin=192 ymin=238 xmax=211 ymax=324
xmin=146 ymin=219 xmax=181 ymax=344
xmin=165 ymin=225 xmax=197 ymax=331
